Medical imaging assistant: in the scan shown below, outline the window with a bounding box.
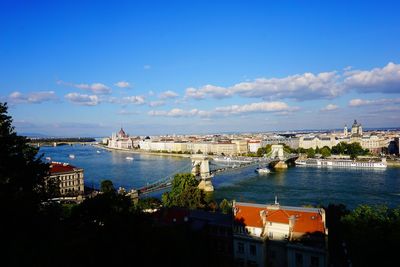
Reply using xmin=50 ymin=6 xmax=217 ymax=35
xmin=295 ymin=253 xmax=303 ymax=267
xmin=311 ymin=256 xmax=319 ymax=267
xmin=238 ymin=242 xmax=244 ymax=253
xmin=250 ymin=244 xmax=256 ymax=256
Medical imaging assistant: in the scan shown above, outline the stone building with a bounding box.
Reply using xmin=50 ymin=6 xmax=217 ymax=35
xmin=108 ymin=128 xmax=133 ymax=149
xmin=48 ymin=162 xmax=84 ymax=196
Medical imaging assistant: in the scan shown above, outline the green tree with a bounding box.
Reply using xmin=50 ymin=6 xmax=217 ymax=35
xmin=256 ymin=144 xmax=272 ymax=157
xmin=315 ymin=146 xmax=320 ymax=154
xmin=306 ymin=148 xmax=315 ymax=158
xmin=320 ymin=146 xmax=331 ymax=158
xmin=101 ymin=179 xmax=116 ymax=194
xmin=219 ymin=199 xmax=232 ymax=214
xmin=162 ymin=173 xmax=206 ymax=209
xmin=341 ymin=205 xmax=400 ymax=266
xmin=0 ymin=102 xmax=51 ymax=203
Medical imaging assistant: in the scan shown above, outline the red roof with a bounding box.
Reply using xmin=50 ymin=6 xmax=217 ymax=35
xmin=234 ymin=203 xmax=325 ymax=234
xmin=49 ymin=162 xmax=78 ymax=174
xmin=234 ymin=204 xmax=266 ymax=228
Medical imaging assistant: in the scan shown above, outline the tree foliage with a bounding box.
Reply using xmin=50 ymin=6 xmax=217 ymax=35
xmin=306 ymin=147 xmax=315 ymax=158
xmin=100 ymin=179 xmax=116 ymax=194
xmin=0 ymin=102 xmax=50 ymax=203
xmin=256 ymin=144 xmax=272 ymax=157
xmin=162 ymin=173 xmax=207 ymax=209
xmin=320 ymin=146 xmax=331 ymax=158
xmin=219 ymin=199 xmax=232 ymax=214
xmin=341 ymin=205 xmax=400 ymax=266
xmin=331 ymin=142 xmax=369 ymax=159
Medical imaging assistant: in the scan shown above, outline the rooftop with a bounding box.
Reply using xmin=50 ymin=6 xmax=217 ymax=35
xmin=49 ymin=162 xmax=81 ymax=174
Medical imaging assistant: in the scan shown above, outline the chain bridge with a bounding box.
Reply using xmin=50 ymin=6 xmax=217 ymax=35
xmin=137 ymin=145 xmax=298 ymax=196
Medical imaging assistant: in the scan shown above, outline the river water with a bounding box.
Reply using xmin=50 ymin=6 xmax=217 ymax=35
xmin=39 ymin=144 xmax=400 ymax=209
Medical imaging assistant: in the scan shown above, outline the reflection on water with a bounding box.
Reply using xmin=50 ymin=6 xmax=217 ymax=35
xmin=40 ymin=144 xmax=400 ymax=209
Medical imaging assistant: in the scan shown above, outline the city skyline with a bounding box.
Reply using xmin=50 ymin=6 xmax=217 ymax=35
xmin=1 ymin=0 xmax=400 ymax=136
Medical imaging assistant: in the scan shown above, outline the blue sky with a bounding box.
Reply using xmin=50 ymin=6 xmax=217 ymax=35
xmin=1 ymin=0 xmax=400 ymax=136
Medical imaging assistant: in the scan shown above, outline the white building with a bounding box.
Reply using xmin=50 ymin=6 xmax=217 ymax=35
xmin=248 ymin=140 xmax=262 ymax=153
xmin=108 ymin=128 xmax=133 ymax=149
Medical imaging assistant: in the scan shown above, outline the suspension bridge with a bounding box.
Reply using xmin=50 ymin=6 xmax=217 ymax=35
xmin=137 ymin=145 xmax=298 ymax=196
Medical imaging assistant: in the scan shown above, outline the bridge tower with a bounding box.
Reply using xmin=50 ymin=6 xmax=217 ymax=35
xmin=191 ymin=154 xmax=214 ymax=192
xmin=270 ymin=144 xmax=288 ymax=169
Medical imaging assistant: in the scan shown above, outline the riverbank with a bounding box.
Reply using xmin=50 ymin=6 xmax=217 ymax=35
xmin=387 ymin=159 xmax=400 ymax=167
xmin=94 ymin=144 xmax=192 ymax=158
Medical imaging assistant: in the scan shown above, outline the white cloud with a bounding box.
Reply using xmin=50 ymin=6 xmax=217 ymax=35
xmin=148 ymin=101 xmax=295 ymax=118
xmin=144 ymin=65 xmax=151 ymax=70
xmin=321 ymin=104 xmax=339 ymax=111
xmin=159 ymin=90 xmax=179 ymax=99
xmin=58 ymin=80 xmax=111 ymax=94
xmin=215 ymin=101 xmax=298 ymax=115
xmin=148 ymin=100 xmax=165 ymax=107
xmin=8 ymin=91 xmax=57 ymax=104
xmin=148 ymin=90 xmax=155 ymax=96
xmin=122 ymin=95 xmax=145 ymax=105
xmin=184 ymin=62 xmax=400 ymax=101
xmin=65 ymin=93 xmax=99 ymax=106
xmin=349 ymin=97 xmax=400 ymax=107
xmin=117 ymin=110 xmax=140 ymax=115
xmin=114 ymin=81 xmax=131 ymax=88
xmin=185 ymin=85 xmax=232 ymax=99
xmin=185 ymin=72 xmax=342 ymax=101
xmin=344 ymin=62 xmax=400 ymax=93
xmin=148 ymin=108 xmax=210 ymax=118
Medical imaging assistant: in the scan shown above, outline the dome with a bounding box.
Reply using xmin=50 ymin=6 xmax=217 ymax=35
xmin=118 ymin=128 xmax=127 ymax=138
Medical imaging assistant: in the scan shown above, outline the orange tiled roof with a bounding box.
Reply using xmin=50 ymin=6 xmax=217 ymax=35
xmin=234 ymin=204 xmax=266 ymax=228
xmin=234 ymin=203 xmax=325 ymax=234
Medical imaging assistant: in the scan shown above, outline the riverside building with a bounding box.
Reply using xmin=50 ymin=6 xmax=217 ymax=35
xmin=298 ymin=119 xmax=389 ymax=154
xmin=108 ymin=128 xmax=133 ymax=149
xmin=48 ymin=162 xmax=84 ymax=197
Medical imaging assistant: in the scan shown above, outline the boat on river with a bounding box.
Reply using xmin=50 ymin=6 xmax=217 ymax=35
xmin=126 ymin=156 xmax=134 ymax=160
xmin=255 ymin=167 xmax=271 ymax=174
xmin=69 ymin=154 xmax=75 ymax=159
xmin=295 ymin=158 xmax=387 ymax=169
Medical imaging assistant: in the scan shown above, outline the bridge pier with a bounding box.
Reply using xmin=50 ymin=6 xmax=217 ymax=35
xmin=191 ymin=154 xmax=214 ymax=192
xmin=273 ymin=160 xmax=288 ymax=169
xmin=269 ymin=145 xmax=288 ymax=169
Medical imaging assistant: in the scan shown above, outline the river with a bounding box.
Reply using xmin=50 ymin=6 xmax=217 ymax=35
xmin=39 ymin=144 xmax=400 ymax=209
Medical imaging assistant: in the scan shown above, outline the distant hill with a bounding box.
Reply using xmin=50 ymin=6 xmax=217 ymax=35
xmin=19 ymin=132 xmax=49 ymax=138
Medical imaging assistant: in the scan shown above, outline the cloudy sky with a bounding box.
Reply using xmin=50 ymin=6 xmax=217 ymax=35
xmin=1 ymin=0 xmax=400 ymax=136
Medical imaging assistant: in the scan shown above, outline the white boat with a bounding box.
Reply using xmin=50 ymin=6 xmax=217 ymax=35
xmin=294 ymin=160 xmax=307 ymax=165
xmin=45 ymin=156 xmax=51 ymax=161
xmin=295 ymin=158 xmax=387 ymax=169
xmin=126 ymin=156 xmax=134 ymax=160
xmin=69 ymin=154 xmax=75 ymax=159
xmin=255 ymin=167 xmax=271 ymax=174
xmin=96 ymin=150 xmax=101 ymax=154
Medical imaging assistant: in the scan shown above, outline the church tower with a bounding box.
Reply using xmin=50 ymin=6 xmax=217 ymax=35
xmin=344 ymin=124 xmax=348 ymax=137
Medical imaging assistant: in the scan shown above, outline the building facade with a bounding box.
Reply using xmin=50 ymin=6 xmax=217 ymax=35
xmin=233 ymin=201 xmax=328 ymax=267
xmin=108 ymin=128 xmax=133 ymax=149
xmin=48 ymin=162 xmax=84 ymax=196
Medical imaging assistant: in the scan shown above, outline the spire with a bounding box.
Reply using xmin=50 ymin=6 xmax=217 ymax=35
xmin=274 ymin=195 xmax=279 ymax=205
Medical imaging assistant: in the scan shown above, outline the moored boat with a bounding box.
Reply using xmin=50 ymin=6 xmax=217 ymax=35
xmin=255 ymin=167 xmax=271 ymax=174
xmin=295 ymin=158 xmax=387 ymax=169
